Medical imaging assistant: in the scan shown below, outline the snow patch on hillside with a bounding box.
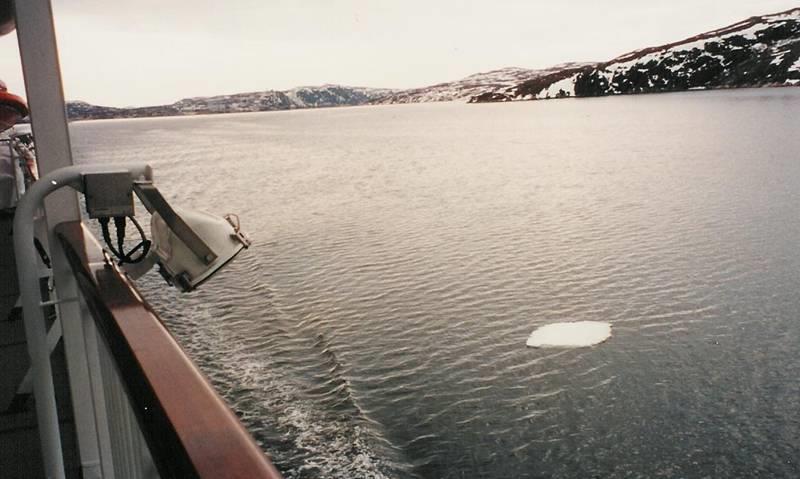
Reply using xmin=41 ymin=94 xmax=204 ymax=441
xmin=375 ymin=63 xmax=594 ymax=104
xmin=477 ymin=7 xmax=800 ymax=103
xmin=534 ymin=76 xmax=577 ymax=99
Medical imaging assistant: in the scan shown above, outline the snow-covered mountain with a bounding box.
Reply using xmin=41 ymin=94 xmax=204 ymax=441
xmin=65 ymin=100 xmax=180 ymax=119
xmin=472 ymin=8 xmax=800 ymax=103
xmin=66 ymin=85 xmax=396 ymax=120
xmin=173 ymin=85 xmax=396 ymax=114
xmin=171 ymin=90 xmax=292 ymax=114
xmin=372 ymin=64 xmax=593 ymax=104
xmin=285 ymin=85 xmax=396 ymax=108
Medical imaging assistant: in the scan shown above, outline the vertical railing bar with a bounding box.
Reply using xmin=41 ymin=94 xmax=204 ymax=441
xmin=94 ymin=313 xmax=159 ymax=478
xmin=78 ymin=293 xmax=117 ymax=477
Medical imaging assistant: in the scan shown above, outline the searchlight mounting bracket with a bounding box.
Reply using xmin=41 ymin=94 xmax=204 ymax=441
xmin=132 ymin=181 xmax=217 ymax=265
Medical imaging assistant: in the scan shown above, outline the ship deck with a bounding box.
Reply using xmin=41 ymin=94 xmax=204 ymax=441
xmin=0 ymin=212 xmax=80 ymax=478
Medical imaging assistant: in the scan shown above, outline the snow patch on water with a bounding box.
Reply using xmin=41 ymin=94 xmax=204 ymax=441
xmin=526 ymin=321 xmax=612 ymax=348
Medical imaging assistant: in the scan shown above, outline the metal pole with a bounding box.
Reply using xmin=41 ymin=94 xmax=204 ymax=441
xmin=12 ymin=1 xmax=130 ymax=476
xmin=13 ymin=165 xmax=152 ymax=479
xmin=12 ymin=1 xmax=78 ymax=475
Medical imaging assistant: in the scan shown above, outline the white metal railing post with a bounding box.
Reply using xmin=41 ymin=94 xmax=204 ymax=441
xmin=12 ymin=1 xmax=120 ymax=477
xmin=13 ymin=1 xmax=102 ymax=477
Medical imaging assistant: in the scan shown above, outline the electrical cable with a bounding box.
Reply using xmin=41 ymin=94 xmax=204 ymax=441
xmin=98 ymin=215 xmax=151 ymax=265
xmin=121 ymin=216 xmax=151 ymax=264
xmin=33 ymin=238 xmax=51 ymax=269
xmin=114 ymin=216 xmax=126 ymax=257
xmin=99 ymin=217 xmax=121 ymax=258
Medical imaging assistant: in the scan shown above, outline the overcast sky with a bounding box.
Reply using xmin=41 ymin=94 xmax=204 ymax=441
xmin=0 ymin=0 xmax=797 ymax=107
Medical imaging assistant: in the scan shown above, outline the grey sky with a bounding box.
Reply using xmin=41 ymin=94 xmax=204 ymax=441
xmin=0 ymin=0 xmax=798 ymax=107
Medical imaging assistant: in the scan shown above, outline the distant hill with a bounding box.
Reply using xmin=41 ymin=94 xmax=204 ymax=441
xmin=471 ymin=7 xmax=800 ymax=103
xmin=370 ymin=64 xmax=593 ymax=104
xmin=66 ymin=85 xmax=396 ymax=120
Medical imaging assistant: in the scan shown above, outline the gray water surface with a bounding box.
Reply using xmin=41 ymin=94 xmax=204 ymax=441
xmin=71 ymin=88 xmax=800 ymax=478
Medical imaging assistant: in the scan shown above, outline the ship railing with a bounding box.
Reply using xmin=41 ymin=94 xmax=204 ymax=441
xmin=50 ymin=220 xmax=282 ymax=479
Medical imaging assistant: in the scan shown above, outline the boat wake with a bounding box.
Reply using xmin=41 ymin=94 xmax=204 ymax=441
xmin=141 ymin=259 xmax=414 ymax=479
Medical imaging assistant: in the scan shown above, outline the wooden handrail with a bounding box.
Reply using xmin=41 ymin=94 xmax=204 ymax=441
xmin=55 ymin=221 xmax=283 ymax=479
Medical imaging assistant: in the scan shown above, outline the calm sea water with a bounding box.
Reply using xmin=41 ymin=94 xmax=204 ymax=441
xmin=71 ymin=88 xmax=800 ymax=478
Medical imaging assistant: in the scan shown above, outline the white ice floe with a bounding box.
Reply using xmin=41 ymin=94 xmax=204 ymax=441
xmin=526 ymin=321 xmax=612 ymax=348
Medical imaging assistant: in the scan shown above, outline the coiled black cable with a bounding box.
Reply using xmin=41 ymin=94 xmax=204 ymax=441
xmin=98 ymin=216 xmax=151 ymax=265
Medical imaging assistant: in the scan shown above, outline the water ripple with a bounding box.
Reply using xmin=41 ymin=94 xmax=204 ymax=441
xmin=70 ymin=90 xmax=800 ymax=478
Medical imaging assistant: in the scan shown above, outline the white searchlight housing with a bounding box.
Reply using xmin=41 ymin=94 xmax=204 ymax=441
xmin=118 ymin=180 xmax=252 ymax=292
xmin=149 ymin=208 xmax=250 ymax=291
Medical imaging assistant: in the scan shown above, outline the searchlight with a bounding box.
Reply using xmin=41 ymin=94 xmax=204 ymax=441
xmin=15 ymin=165 xmax=250 ymax=295
xmin=124 ymin=205 xmax=251 ymax=292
